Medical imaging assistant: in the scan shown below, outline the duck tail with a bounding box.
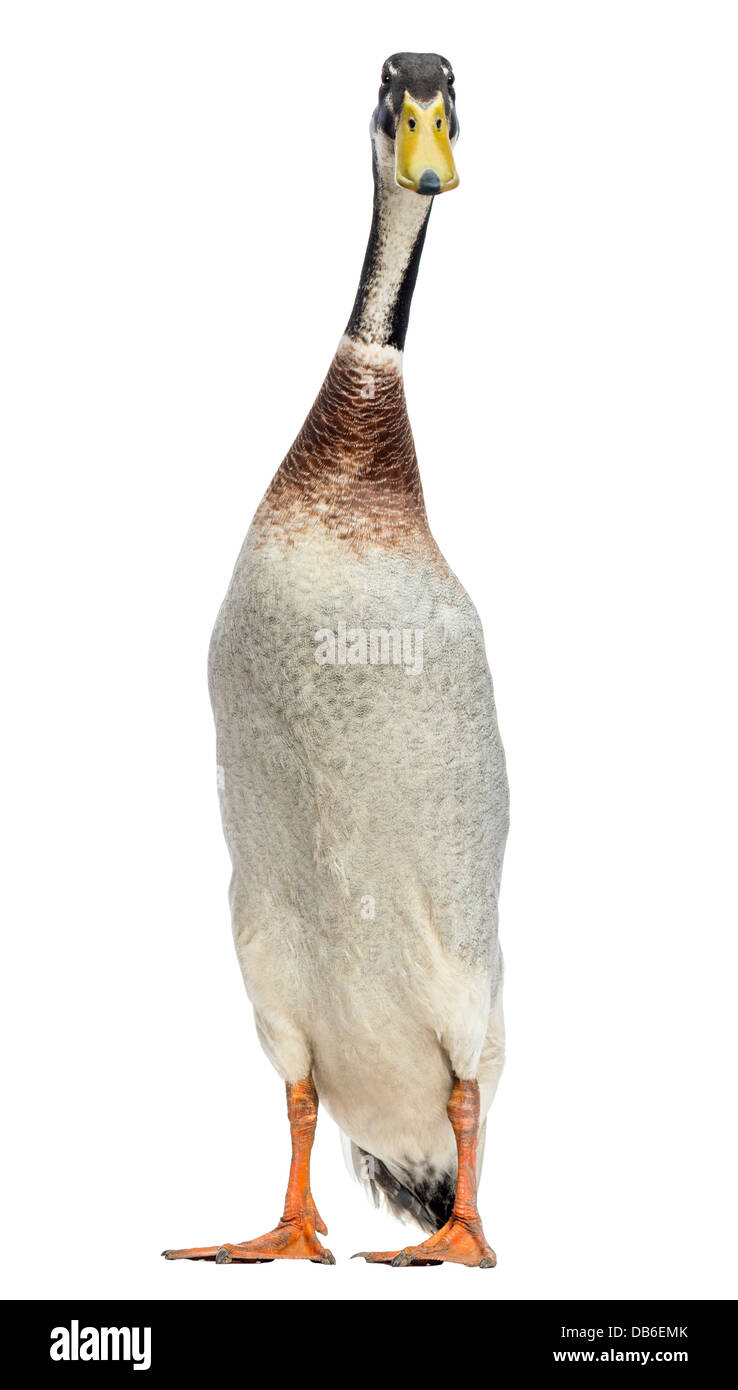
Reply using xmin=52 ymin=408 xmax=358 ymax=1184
xmin=344 ymin=1138 xmax=455 ymax=1234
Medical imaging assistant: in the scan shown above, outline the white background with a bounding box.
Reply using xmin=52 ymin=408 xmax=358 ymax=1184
xmin=1 ymin=1 xmax=736 ymax=1303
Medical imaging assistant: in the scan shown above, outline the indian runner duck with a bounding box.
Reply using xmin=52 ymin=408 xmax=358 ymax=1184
xmin=165 ymin=50 xmax=508 ymax=1269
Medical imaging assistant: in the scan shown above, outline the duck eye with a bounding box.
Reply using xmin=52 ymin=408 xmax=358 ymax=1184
xmin=448 ymin=72 xmax=455 ymax=87
xmin=407 ymin=117 xmax=416 ymax=130
xmin=435 ymin=117 xmax=442 ymax=130
xmin=381 ymin=69 xmax=390 ymax=86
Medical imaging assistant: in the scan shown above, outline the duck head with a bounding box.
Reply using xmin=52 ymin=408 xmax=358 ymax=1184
xmin=372 ymin=52 xmax=459 ymax=196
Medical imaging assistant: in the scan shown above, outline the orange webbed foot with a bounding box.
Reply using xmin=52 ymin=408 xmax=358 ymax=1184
xmin=355 ymin=1214 xmax=496 ymax=1269
xmin=163 ymin=1076 xmax=333 ymax=1265
xmin=163 ymin=1212 xmax=334 ymax=1265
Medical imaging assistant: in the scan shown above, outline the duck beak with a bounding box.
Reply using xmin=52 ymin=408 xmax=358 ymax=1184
xmin=395 ymin=92 xmax=459 ymax=195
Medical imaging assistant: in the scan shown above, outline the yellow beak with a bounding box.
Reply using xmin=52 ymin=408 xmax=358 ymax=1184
xmin=395 ymin=92 xmax=459 ymax=195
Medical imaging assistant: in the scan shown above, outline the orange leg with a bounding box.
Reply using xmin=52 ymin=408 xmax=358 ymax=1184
xmin=356 ymin=1078 xmax=496 ymax=1268
xmin=163 ymin=1076 xmax=334 ymax=1264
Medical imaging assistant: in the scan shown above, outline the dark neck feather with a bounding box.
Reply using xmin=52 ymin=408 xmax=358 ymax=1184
xmin=346 ymin=143 xmax=432 ymax=351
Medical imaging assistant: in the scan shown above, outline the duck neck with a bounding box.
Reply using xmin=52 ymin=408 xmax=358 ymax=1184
xmin=346 ymin=133 xmax=433 ymax=352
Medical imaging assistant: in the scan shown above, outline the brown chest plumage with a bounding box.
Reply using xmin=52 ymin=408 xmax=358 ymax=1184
xmin=254 ymin=343 xmax=432 ymax=551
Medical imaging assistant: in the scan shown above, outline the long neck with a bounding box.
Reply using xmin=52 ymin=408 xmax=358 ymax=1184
xmin=346 ymin=136 xmax=433 ymax=351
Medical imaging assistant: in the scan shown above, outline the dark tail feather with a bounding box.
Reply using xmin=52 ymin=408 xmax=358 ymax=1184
xmin=349 ymin=1143 xmax=455 ymax=1235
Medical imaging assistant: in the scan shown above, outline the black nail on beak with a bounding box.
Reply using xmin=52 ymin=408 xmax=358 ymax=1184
xmin=418 ymin=169 xmax=441 ymax=195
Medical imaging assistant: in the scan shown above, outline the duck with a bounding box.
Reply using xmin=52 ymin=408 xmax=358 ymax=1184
xmin=164 ymin=50 xmax=509 ymax=1269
